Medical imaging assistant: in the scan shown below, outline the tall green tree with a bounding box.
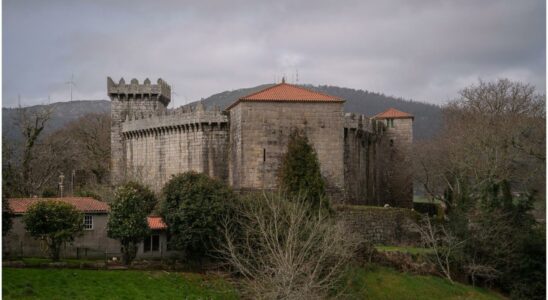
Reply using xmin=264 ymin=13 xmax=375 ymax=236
xmin=278 ymin=130 xmax=327 ymax=210
xmin=107 ymin=182 xmax=156 ymax=265
xmin=23 ymin=200 xmax=83 ymax=261
xmin=161 ymin=172 xmax=237 ymax=260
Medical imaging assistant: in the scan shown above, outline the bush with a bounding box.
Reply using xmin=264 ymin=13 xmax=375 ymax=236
xmin=2 ymin=197 xmax=13 ymax=237
xmin=23 ymin=200 xmax=83 ymax=261
xmin=278 ymin=130 xmax=327 ymax=210
xmin=219 ymin=192 xmax=361 ymax=299
xmin=161 ymin=172 xmax=237 ymax=260
xmin=107 ymin=182 xmax=156 ymax=265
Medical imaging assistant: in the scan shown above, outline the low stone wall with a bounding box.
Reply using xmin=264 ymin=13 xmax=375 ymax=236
xmin=335 ymin=205 xmax=421 ymax=246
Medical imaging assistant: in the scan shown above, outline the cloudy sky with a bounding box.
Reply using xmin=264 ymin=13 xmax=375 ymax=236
xmin=3 ymin=0 xmax=545 ymax=108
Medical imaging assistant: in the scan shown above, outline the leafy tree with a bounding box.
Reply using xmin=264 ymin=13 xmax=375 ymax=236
xmin=107 ymin=182 xmax=156 ymax=265
xmin=161 ymin=172 xmax=237 ymax=260
xmin=2 ymin=197 xmax=13 ymax=237
xmin=23 ymin=200 xmax=83 ymax=261
xmin=278 ymin=130 xmax=327 ymax=210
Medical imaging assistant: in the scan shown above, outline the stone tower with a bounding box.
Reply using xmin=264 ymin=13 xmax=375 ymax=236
xmin=107 ymin=77 xmax=171 ymax=186
xmin=373 ymin=108 xmax=414 ymax=207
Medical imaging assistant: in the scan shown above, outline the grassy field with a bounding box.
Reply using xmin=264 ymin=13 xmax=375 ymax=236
xmin=3 ymin=268 xmax=238 ymax=299
xmin=3 ymin=266 xmax=505 ymax=299
xmin=344 ymin=265 xmax=504 ymax=300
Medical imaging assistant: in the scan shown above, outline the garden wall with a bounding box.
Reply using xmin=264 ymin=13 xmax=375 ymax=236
xmin=335 ymin=205 xmax=421 ymax=246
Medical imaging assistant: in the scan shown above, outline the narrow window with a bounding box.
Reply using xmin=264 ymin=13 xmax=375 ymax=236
xmin=390 ymin=139 xmax=394 ymax=147
xmin=387 ymin=119 xmax=395 ymax=128
xmin=263 ymin=148 xmax=266 ymax=162
xmin=83 ymin=215 xmax=93 ymax=230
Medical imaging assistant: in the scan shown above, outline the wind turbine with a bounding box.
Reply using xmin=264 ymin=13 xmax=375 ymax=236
xmin=65 ymin=74 xmax=76 ymax=101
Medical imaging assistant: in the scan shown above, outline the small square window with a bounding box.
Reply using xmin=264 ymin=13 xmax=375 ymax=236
xmin=387 ymin=119 xmax=395 ymax=128
xmin=83 ymin=215 xmax=93 ymax=230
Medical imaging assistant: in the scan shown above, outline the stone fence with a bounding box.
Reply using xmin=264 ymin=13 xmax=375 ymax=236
xmin=335 ymin=205 xmax=422 ymax=246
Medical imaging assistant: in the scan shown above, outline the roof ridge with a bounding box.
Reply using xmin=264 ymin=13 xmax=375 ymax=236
xmin=239 ymin=82 xmax=283 ymax=100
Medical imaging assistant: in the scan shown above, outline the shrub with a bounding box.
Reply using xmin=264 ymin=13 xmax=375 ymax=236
xmin=161 ymin=172 xmax=237 ymax=260
xmin=278 ymin=130 xmax=327 ymax=210
xmin=219 ymin=192 xmax=361 ymax=299
xmin=2 ymin=197 xmax=13 ymax=237
xmin=23 ymin=200 xmax=83 ymax=261
xmin=107 ymin=182 xmax=156 ymax=265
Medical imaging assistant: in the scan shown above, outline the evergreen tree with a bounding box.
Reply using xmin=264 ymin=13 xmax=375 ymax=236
xmin=278 ymin=130 xmax=327 ymax=210
xmin=107 ymin=182 xmax=156 ymax=265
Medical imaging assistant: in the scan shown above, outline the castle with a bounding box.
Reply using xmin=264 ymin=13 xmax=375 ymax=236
xmin=108 ymin=77 xmax=414 ymax=207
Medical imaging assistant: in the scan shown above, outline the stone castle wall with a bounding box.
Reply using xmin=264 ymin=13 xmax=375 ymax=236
xmin=228 ymin=101 xmax=345 ymax=196
xmin=109 ymin=78 xmax=413 ymax=206
xmin=121 ymin=105 xmax=229 ymax=192
xmin=343 ymin=113 xmax=385 ymax=205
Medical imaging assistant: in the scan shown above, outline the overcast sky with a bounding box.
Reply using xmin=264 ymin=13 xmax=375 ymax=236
xmin=3 ymin=0 xmax=546 ymax=108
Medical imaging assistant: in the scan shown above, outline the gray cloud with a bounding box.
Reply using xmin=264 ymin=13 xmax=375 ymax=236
xmin=3 ymin=0 xmax=545 ymax=107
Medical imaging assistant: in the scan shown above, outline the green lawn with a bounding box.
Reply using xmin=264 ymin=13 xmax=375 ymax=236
xmin=344 ymin=265 xmax=504 ymax=300
xmin=3 ymin=268 xmax=238 ymax=299
xmin=3 ymin=266 xmax=505 ymax=300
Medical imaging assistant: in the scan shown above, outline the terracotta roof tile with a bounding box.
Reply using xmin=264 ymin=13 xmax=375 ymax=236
xmin=7 ymin=197 xmax=110 ymax=214
xmin=147 ymin=216 xmax=167 ymax=230
xmin=226 ymin=82 xmax=344 ymax=110
xmin=373 ymin=108 xmax=414 ymax=120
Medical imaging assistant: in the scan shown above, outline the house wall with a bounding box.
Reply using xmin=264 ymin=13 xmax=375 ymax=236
xmin=4 ymin=214 xmax=120 ymax=258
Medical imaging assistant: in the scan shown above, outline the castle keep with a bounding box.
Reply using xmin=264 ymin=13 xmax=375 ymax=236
xmin=108 ymin=77 xmax=414 ymax=207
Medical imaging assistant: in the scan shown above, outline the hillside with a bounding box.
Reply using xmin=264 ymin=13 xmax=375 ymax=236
xmin=2 ymin=100 xmax=110 ymax=143
xmin=2 ymin=84 xmax=442 ymax=141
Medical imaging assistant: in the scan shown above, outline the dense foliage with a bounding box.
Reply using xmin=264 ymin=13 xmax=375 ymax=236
xmin=278 ymin=131 xmax=327 ymax=210
xmin=2 ymin=197 xmax=13 ymax=237
xmin=447 ymin=181 xmax=545 ymax=299
xmin=23 ymin=200 xmax=83 ymax=261
xmin=107 ymin=182 xmax=156 ymax=265
xmin=161 ymin=172 xmax=237 ymax=260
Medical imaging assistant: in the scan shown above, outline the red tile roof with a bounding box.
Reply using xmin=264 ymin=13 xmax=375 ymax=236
xmin=147 ymin=216 xmax=167 ymax=230
xmin=373 ymin=108 xmax=414 ymax=120
xmin=7 ymin=197 xmax=110 ymax=214
xmin=226 ymin=82 xmax=344 ymax=110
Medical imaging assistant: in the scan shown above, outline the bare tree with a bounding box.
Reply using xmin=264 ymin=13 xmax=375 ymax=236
xmin=15 ymin=105 xmax=55 ymax=196
xmin=219 ymin=193 xmax=362 ymax=299
xmin=414 ymin=216 xmax=465 ymax=282
xmin=415 ymin=79 xmax=545 ymax=206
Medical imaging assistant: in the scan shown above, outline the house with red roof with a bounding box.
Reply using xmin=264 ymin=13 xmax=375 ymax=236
xmin=4 ymin=197 xmax=175 ymax=260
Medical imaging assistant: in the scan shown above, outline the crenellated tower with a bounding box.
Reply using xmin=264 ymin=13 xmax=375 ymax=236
xmin=107 ymin=77 xmax=171 ymax=186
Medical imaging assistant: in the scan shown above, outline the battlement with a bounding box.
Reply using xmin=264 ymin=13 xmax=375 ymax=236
xmin=121 ymin=103 xmax=228 ymax=135
xmin=107 ymin=77 xmax=171 ymax=106
xmin=344 ymin=112 xmax=384 ymax=133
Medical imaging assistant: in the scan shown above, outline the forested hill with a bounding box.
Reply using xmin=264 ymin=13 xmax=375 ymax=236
xmin=2 ymin=85 xmax=442 ymax=142
xmin=190 ymin=84 xmax=442 ymax=140
xmin=2 ymin=100 xmax=110 ymax=143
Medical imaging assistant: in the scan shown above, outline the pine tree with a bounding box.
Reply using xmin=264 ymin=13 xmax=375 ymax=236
xmin=279 ymin=130 xmax=327 ymax=210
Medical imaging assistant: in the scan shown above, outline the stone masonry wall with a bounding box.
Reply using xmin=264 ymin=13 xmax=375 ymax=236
xmin=335 ymin=205 xmax=421 ymax=246
xmin=228 ymin=101 xmax=345 ymax=198
xmin=108 ymin=77 xmax=171 ymax=186
xmin=343 ymin=113 xmax=386 ymax=205
xmin=122 ymin=106 xmax=229 ymax=193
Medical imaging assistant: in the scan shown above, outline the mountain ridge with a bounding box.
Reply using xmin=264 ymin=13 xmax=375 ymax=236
xmin=2 ymin=84 xmax=442 ymax=142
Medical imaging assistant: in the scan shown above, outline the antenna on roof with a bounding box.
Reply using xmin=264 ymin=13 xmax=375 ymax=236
xmin=295 ymin=69 xmax=299 ymax=84
xmin=282 ymin=76 xmax=286 ymax=84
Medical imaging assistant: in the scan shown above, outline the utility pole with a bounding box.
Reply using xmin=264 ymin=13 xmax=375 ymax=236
xmin=59 ymin=173 xmax=65 ymax=197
